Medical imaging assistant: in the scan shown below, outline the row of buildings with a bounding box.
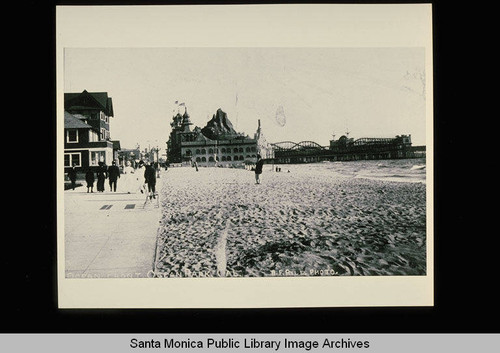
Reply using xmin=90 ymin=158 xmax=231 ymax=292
xmin=64 ymin=90 xmax=424 ymax=174
xmin=165 ymin=105 xmax=424 ymax=166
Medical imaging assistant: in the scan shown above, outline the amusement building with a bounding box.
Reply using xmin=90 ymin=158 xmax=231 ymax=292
xmin=166 ymin=106 xmax=273 ymax=167
xmin=272 ymin=134 xmax=424 ymax=164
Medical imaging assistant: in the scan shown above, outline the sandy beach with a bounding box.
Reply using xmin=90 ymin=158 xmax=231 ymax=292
xmin=154 ymin=164 xmax=426 ymax=277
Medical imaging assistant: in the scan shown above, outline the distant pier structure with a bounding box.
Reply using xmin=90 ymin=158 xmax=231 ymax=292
xmin=272 ymin=134 xmax=425 ymax=164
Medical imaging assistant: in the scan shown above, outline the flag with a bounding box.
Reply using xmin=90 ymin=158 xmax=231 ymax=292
xmin=179 ymin=102 xmax=185 ymax=106
xmin=174 ymin=100 xmax=178 ymax=104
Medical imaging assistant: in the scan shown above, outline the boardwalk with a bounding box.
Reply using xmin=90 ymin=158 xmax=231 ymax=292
xmin=64 ymin=178 xmax=161 ymax=278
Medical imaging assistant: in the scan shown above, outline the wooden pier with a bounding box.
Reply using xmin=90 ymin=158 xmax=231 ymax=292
xmin=270 ymin=135 xmax=425 ymax=164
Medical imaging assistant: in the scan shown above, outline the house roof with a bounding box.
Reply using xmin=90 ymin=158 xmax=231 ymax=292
xmin=194 ymin=131 xmax=213 ymax=142
xmin=72 ymin=113 xmax=87 ymax=121
xmin=64 ymin=111 xmax=92 ymax=129
xmin=64 ymin=90 xmax=114 ymax=117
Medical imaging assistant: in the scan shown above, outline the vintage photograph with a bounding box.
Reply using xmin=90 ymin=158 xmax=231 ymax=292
xmin=57 ymin=4 xmax=433 ymax=308
xmin=63 ymin=47 xmax=427 ymax=279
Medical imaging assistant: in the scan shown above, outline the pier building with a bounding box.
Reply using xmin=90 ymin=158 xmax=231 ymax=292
xmin=272 ymin=134 xmax=423 ymax=164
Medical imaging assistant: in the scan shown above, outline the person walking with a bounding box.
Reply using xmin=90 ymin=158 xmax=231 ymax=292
xmin=68 ymin=164 xmax=77 ymax=190
xmin=107 ymin=160 xmax=120 ymax=192
xmin=85 ymin=168 xmax=95 ymax=193
xmin=144 ymin=161 xmax=157 ymax=200
xmin=96 ymin=162 xmax=107 ymax=192
xmin=255 ymin=154 xmax=264 ymax=184
xmin=121 ymin=161 xmax=136 ymax=194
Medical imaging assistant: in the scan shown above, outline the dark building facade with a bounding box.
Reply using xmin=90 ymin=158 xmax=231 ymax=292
xmin=64 ymin=90 xmax=119 ymax=172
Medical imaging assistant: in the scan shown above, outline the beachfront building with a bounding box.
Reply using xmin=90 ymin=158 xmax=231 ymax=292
xmin=63 ymin=90 xmax=120 ymax=172
xmin=166 ymin=107 xmax=273 ymax=167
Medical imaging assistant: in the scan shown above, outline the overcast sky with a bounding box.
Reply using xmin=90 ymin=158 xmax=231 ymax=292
xmin=64 ymin=47 xmax=426 ymax=150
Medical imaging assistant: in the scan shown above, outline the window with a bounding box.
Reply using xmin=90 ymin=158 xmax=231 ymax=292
xmin=233 ymin=148 xmax=238 ymax=153
xmin=221 ymin=148 xmax=226 ymax=153
xmin=196 ymin=157 xmax=201 ymax=162
xmin=66 ymin=130 xmax=78 ymax=143
xmin=90 ymin=151 xmax=106 ymax=166
xmin=208 ymin=148 xmax=213 ymax=154
xmin=209 ymin=157 xmax=214 ymax=162
xmin=186 ymin=150 xmax=192 ymax=156
xmin=89 ymin=130 xmax=99 ymax=142
xmin=239 ymin=155 xmax=244 ymax=161
xmin=239 ymin=147 xmax=243 ymax=153
xmin=246 ymin=147 xmax=251 ymax=152
xmin=201 ymin=149 xmax=206 ymax=154
xmin=222 ymin=156 xmax=227 ymax=161
xmin=64 ymin=153 xmax=81 ymax=167
xmin=251 ymin=146 xmax=256 ymax=152
xmin=100 ymin=128 xmax=105 ymax=140
xmin=227 ymin=156 xmax=232 ymax=161
xmin=201 ymin=157 xmax=206 ymax=162
xmin=196 ymin=149 xmax=201 ymax=154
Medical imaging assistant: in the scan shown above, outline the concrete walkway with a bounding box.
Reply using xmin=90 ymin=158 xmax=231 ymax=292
xmin=64 ymin=172 xmax=162 ymax=278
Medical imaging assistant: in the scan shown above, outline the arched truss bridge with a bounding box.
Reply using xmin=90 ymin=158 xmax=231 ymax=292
xmin=270 ymin=141 xmax=326 ymax=151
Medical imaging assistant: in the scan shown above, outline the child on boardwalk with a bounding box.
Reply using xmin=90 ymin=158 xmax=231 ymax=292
xmin=85 ymin=168 xmax=95 ymax=193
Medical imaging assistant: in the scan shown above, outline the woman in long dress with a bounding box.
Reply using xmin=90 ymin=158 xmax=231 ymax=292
xmin=121 ymin=161 xmax=139 ymax=194
xmin=96 ymin=162 xmax=107 ymax=192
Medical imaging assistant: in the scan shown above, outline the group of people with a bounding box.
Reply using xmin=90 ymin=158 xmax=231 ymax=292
xmin=67 ymin=160 xmax=157 ymax=198
xmin=80 ymin=161 xmax=121 ymax=193
xmin=68 ymin=155 xmax=265 ymax=196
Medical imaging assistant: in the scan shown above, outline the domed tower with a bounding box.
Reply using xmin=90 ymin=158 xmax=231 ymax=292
xmin=181 ymin=107 xmax=193 ymax=132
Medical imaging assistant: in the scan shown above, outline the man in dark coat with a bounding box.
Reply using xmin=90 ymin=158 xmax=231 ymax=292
xmin=255 ymin=154 xmax=264 ymax=184
xmin=107 ymin=160 xmax=120 ymax=192
xmin=144 ymin=161 xmax=157 ymax=199
xmin=68 ymin=164 xmax=77 ymax=190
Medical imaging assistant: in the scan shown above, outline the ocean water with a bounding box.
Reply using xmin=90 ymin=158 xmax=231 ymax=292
xmin=274 ymin=158 xmax=427 ymax=184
